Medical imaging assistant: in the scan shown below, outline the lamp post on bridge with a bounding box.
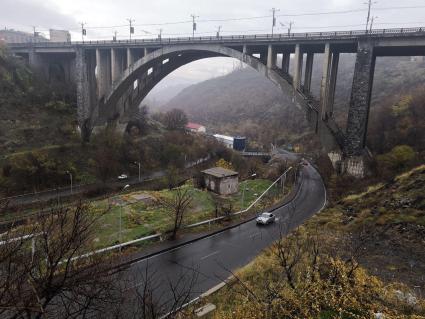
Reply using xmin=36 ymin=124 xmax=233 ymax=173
xmin=127 ymin=18 xmax=135 ymax=40
xmin=270 ymin=7 xmax=280 ymax=36
xmin=190 ymin=14 xmax=199 ymax=38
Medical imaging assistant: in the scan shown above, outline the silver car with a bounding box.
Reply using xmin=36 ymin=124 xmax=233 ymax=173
xmin=256 ymin=212 xmax=275 ymax=225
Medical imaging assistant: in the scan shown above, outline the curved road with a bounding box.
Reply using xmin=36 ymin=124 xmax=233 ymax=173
xmin=120 ymin=163 xmax=326 ymax=313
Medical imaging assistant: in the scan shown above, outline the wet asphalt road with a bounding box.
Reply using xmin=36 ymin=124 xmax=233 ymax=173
xmin=121 ymin=163 xmax=326 ymax=312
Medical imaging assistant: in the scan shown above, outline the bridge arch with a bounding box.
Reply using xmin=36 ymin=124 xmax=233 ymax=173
xmin=102 ymin=44 xmax=305 ymax=121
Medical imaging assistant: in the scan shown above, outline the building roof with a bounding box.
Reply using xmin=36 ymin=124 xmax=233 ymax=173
xmin=202 ymin=167 xmax=239 ymax=178
xmin=186 ymin=122 xmax=204 ymax=130
xmin=213 ymin=134 xmax=234 ymax=142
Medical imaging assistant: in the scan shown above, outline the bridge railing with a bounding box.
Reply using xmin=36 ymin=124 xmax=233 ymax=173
xmin=8 ymin=27 xmax=425 ymax=47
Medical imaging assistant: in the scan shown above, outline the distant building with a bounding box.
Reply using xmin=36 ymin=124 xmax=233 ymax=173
xmin=213 ymin=134 xmax=234 ymax=148
xmin=213 ymin=134 xmax=247 ymax=151
xmin=49 ymin=29 xmax=71 ymax=42
xmin=202 ymin=167 xmax=239 ymax=195
xmin=0 ymin=29 xmax=47 ymax=43
xmin=186 ymin=122 xmax=206 ymax=133
xmin=233 ymin=136 xmax=246 ymax=151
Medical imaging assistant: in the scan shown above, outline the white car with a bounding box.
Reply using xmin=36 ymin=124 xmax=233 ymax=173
xmin=117 ymin=174 xmax=128 ymax=180
xmin=256 ymin=212 xmax=276 ymax=225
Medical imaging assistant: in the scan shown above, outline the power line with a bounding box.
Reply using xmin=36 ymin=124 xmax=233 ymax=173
xmin=50 ymin=5 xmax=425 ymax=32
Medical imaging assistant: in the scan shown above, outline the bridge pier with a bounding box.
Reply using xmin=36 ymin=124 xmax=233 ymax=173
xmin=345 ymin=41 xmax=375 ymax=156
xmin=293 ymin=44 xmax=303 ymax=90
xmin=127 ymin=48 xmax=134 ymax=68
xmin=338 ymin=41 xmax=376 ymax=177
xmin=281 ymin=52 xmax=290 ymax=73
xmin=96 ymin=49 xmax=111 ymax=98
xmin=303 ymin=52 xmax=314 ymax=92
xmin=76 ymin=48 xmax=97 ymax=141
xmin=267 ymin=45 xmax=277 ymax=69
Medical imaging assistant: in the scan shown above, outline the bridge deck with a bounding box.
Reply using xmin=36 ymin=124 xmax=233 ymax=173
xmin=8 ymin=27 xmax=425 ymax=55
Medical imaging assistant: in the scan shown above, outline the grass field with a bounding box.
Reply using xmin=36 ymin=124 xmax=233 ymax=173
xmin=90 ymin=179 xmax=277 ymax=248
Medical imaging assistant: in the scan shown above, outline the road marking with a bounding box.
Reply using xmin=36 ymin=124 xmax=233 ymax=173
xmin=249 ymin=232 xmax=261 ymax=239
xmin=200 ymin=250 xmax=220 ymax=260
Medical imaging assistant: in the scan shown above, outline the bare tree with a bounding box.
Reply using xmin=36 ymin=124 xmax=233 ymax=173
xmin=163 ymin=109 xmax=188 ymax=131
xmin=0 ymin=201 xmax=120 ymax=319
xmin=112 ymin=260 xmax=200 ymax=319
xmin=157 ymin=187 xmax=193 ymax=240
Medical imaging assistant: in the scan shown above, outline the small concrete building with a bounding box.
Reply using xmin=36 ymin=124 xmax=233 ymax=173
xmin=202 ymin=167 xmax=239 ymax=195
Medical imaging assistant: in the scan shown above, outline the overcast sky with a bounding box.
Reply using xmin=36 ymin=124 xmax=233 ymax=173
xmin=2 ymin=0 xmax=425 ymax=83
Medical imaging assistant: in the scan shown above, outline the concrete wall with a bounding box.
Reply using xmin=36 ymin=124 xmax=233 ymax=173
xmin=204 ymin=175 xmax=239 ymax=195
xmin=219 ymin=176 xmax=239 ymax=195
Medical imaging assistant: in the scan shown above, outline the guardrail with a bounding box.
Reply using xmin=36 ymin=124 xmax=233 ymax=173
xmin=2 ymin=167 xmax=294 ymax=261
xmin=185 ymin=167 xmax=292 ymax=228
xmin=0 ymin=155 xmax=211 ymax=204
xmin=8 ymin=27 xmax=425 ymax=48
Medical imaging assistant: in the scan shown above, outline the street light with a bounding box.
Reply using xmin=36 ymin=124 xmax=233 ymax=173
xmin=242 ymin=173 xmax=257 ymax=208
xmin=134 ymin=162 xmax=141 ymax=182
xmin=66 ymin=171 xmax=73 ymax=195
xmin=119 ymin=184 xmax=130 ymax=252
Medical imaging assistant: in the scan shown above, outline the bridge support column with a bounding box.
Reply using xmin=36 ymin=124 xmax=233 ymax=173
xmin=304 ymin=52 xmax=314 ymax=92
xmin=319 ymin=43 xmax=339 ymax=120
xmin=111 ymin=48 xmax=121 ymax=84
xmin=293 ymin=44 xmax=303 ymax=90
xmin=345 ymin=41 xmax=376 ymax=157
xmin=327 ymin=52 xmax=339 ymax=117
xmin=76 ymin=48 xmax=93 ymax=141
xmin=96 ymin=49 xmax=110 ymax=99
xmin=282 ymin=53 xmax=290 ymax=73
xmin=243 ymin=45 xmax=251 ymax=55
xmin=267 ymin=45 xmax=276 ymax=69
xmin=28 ymin=49 xmax=48 ymax=78
xmin=144 ymin=48 xmax=148 ymax=57
xmin=127 ymin=48 xmax=134 ymax=68
xmin=259 ymin=53 xmax=267 ymax=65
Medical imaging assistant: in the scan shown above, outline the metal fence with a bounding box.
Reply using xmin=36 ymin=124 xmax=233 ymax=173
xmin=8 ymin=27 xmax=425 ymax=48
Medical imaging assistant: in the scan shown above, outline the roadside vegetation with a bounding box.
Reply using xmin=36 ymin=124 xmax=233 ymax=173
xmin=190 ymin=164 xmax=425 ymax=318
xmin=80 ymin=178 xmax=279 ymax=249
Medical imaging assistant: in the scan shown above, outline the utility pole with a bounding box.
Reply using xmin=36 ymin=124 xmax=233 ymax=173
xmin=287 ymin=21 xmax=294 ymax=36
xmin=216 ymin=25 xmax=222 ymax=38
xmin=369 ymin=16 xmax=378 ymax=32
xmin=190 ymin=14 xmax=199 ymax=38
xmin=119 ymin=184 xmax=130 ymax=253
xmin=113 ymin=30 xmax=118 ymax=42
xmin=127 ymin=18 xmax=135 ymax=40
xmin=364 ymin=0 xmax=377 ymax=31
xmin=270 ymin=8 xmax=280 ymax=36
xmin=80 ymin=22 xmax=86 ymax=42
xmin=158 ymin=28 xmax=162 ymax=41
xmin=66 ymin=171 xmax=73 ymax=195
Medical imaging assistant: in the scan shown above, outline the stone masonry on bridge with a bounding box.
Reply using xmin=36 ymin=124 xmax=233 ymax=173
xmin=8 ymin=27 xmax=425 ymax=177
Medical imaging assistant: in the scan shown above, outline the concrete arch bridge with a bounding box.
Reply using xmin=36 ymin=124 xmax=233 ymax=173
xmin=9 ymin=27 xmax=425 ymax=176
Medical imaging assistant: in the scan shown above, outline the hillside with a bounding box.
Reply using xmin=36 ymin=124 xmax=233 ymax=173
xmin=0 ymin=44 xmax=78 ymax=155
xmin=192 ymin=165 xmax=425 ymax=318
xmin=162 ymin=55 xmax=425 ymax=150
xmin=161 ymin=67 xmax=310 ymax=148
